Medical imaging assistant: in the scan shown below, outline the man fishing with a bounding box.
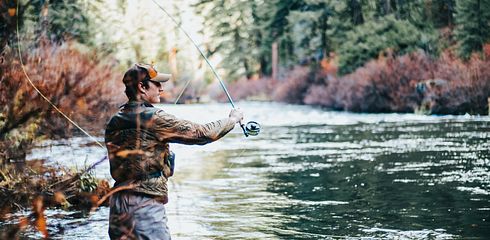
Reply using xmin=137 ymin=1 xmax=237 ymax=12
xmin=105 ymin=63 xmax=243 ymax=240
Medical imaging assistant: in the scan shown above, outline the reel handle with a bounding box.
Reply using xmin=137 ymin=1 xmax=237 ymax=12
xmin=240 ymin=121 xmax=249 ymax=137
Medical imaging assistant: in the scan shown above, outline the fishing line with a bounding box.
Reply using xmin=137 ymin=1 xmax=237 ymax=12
xmin=150 ymin=0 xmax=261 ymax=137
xmin=173 ymin=77 xmax=193 ymax=104
xmin=15 ymin=2 xmax=107 ymax=174
xmin=150 ymin=0 xmax=235 ymax=107
xmin=150 ymin=1 xmax=263 ymax=221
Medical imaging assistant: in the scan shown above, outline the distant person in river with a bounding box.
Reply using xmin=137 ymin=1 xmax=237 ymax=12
xmin=105 ymin=63 xmax=243 ymax=240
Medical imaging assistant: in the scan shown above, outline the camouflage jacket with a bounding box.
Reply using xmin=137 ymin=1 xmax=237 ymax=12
xmin=105 ymin=101 xmax=235 ymax=201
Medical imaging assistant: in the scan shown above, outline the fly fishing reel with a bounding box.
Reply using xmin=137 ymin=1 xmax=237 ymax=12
xmin=240 ymin=121 xmax=261 ymax=137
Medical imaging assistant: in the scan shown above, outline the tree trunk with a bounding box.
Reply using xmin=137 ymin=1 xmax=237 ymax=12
xmin=272 ymin=41 xmax=278 ymax=80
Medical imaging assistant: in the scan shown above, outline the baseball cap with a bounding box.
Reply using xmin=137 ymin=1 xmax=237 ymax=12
xmin=123 ymin=63 xmax=172 ymax=86
xmin=135 ymin=63 xmax=172 ymax=82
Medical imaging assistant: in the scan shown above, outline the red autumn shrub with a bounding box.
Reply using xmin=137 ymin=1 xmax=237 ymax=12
xmin=303 ymin=74 xmax=347 ymax=110
xmin=271 ymin=67 xmax=313 ymax=104
xmin=429 ymin=51 xmax=490 ymax=114
xmin=217 ymin=76 xmax=276 ymax=102
xmin=338 ymin=51 xmax=433 ymax=112
xmin=1 ymin=41 xmax=124 ymax=160
xmin=222 ymin=66 xmax=321 ymax=104
xmin=305 ymin=49 xmax=489 ymax=114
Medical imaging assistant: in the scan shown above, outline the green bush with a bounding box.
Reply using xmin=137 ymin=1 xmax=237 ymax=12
xmin=338 ymin=15 xmax=437 ymax=75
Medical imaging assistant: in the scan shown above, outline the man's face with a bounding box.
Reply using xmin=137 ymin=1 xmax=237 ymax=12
xmin=143 ymin=80 xmax=164 ymax=103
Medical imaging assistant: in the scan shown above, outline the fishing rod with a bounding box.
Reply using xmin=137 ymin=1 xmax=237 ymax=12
xmin=150 ymin=0 xmax=260 ymax=137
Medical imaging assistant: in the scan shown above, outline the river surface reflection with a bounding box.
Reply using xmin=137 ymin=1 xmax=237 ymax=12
xmin=10 ymin=102 xmax=490 ymax=239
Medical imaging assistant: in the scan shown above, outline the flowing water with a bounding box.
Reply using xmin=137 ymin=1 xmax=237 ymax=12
xmin=4 ymin=102 xmax=490 ymax=239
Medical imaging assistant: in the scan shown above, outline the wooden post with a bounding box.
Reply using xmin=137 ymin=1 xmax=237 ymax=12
xmin=272 ymin=41 xmax=278 ymax=81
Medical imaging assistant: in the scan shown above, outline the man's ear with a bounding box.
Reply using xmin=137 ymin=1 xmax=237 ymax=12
xmin=137 ymin=82 xmax=147 ymax=94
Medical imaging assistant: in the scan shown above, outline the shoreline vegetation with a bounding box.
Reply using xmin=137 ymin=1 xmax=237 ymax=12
xmin=1 ymin=0 xmax=490 ymax=238
xmin=0 ymin=161 xmax=110 ymax=238
xmin=0 ymin=39 xmax=122 ymax=237
xmin=0 ymin=41 xmax=120 ymax=237
xmin=221 ymin=48 xmax=490 ymax=116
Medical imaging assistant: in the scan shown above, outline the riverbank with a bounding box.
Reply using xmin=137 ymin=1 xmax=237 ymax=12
xmin=221 ymin=49 xmax=490 ymax=115
xmin=0 ymin=160 xmax=110 ymax=238
xmin=0 ymin=43 xmax=120 ymax=238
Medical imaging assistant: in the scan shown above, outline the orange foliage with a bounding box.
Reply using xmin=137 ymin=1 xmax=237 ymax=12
xmin=32 ymin=196 xmax=48 ymax=238
xmin=8 ymin=8 xmax=16 ymax=17
xmin=320 ymin=53 xmax=338 ymax=75
xmin=0 ymin=161 xmax=111 ymax=238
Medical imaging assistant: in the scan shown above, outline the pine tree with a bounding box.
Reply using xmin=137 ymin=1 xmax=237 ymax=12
xmin=194 ymin=0 xmax=264 ymax=79
xmin=454 ymin=0 xmax=490 ymax=59
xmin=287 ymin=0 xmax=337 ymax=64
xmin=430 ymin=0 xmax=455 ymax=28
xmin=338 ymin=15 xmax=437 ymax=74
xmin=18 ymin=0 xmax=93 ymax=44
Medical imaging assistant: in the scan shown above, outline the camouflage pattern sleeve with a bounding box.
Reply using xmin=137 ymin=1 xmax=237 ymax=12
xmin=153 ymin=110 xmax=236 ymax=145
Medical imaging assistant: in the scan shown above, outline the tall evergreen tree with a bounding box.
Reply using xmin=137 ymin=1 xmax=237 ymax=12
xmin=1 ymin=0 xmax=92 ymax=50
xmin=258 ymin=0 xmax=304 ymax=74
xmin=19 ymin=0 xmax=93 ymax=44
xmin=191 ymin=0 xmax=450 ymax=79
xmin=287 ymin=0 xmax=335 ymax=63
xmin=454 ymin=0 xmax=490 ymax=58
xmin=430 ymin=0 xmax=455 ymax=27
xmin=194 ymin=0 xmax=263 ymax=79
xmin=338 ymin=15 xmax=437 ymax=74
xmin=347 ymin=0 xmax=365 ymax=25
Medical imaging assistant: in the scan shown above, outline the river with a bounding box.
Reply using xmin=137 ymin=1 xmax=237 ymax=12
xmin=5 ymin=102 xmax=490 ymax=239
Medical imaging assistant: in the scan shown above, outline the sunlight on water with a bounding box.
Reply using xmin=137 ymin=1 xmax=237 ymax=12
xmin=13 ymin=102 xmax=490 ymax=239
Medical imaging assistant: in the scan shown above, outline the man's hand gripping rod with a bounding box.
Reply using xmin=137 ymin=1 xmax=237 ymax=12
xmin=151 ymin=0 xmax=260 ymax=137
